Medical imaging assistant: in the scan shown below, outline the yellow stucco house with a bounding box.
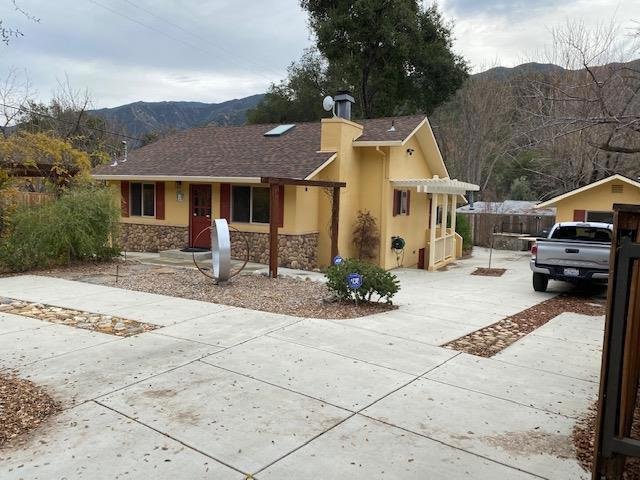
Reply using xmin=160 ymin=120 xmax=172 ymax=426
xmin=93 ymin=94 xmax=478 ymax=271
xmin=536 ymin=174 xmax=640 ymax=223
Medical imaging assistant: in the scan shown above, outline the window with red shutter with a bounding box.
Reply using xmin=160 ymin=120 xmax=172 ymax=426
xmin=129 ymin=183 xmax=155 ymax=217
xmin=392 ymin=189 xmax=409 ymax=216
xmin=230 ymin=185 xmax=273 ymax=224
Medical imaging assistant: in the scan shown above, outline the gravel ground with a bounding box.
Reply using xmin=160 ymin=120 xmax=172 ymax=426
xmin=573 ymin=401 xmax=640 ymax=478
xmin=33 ymin=260 xmax=396 ymax=319
xmin=444 ymin=294 xmax=606 ymax=357
xmin=0 ymin=374 xmax=60 ymax=448
xmin=0 ymin=297 xmax=158 ymax=336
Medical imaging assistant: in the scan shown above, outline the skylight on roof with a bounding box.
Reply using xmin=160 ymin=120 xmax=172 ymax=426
xmin=264 ymin=124 xmax=296 ymax=137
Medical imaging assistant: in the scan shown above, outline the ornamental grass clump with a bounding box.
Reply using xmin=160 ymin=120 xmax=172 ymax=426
xmin=0 ymin=185 xmax=120 ymax=272
xmin=325 ymin=258 xmax=400 ymax=304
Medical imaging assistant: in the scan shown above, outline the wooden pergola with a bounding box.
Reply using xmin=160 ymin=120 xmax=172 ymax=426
xmin=261 ymin=177 xmax=346 ymax=278
xmin=2 ymin=162 xmax=80 ymax=178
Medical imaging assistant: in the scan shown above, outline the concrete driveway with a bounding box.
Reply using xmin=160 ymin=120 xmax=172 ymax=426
xmin=0 ymin=249 xmax=602 ymax=479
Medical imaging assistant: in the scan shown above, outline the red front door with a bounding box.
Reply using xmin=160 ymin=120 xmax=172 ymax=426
xmin=189 ymin=184 xmax=212 ymax=248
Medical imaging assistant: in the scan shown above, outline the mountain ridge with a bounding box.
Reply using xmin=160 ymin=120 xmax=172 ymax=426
xmin=89 ymin=93 xmax=265 ymax=140
xmin=89 ymin=61 xmax=608 ymax=141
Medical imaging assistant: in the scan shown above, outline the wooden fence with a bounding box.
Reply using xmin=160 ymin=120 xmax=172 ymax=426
xmin=0 ymin=191 xmax=54 ymax=207
xmin=593 ymin=204 xmax=640 ymax=479
xmin=460 ymin=213 xmax=556 ymax=247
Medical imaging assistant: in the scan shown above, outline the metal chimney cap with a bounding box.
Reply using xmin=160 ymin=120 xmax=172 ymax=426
xmin=334 ymin=91 xmax=355 ymax=103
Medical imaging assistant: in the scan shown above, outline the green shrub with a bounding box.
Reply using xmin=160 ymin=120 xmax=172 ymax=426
xmin=325 ymin=258 xmax=400 ymax=304
xmin=0 ymin=185 xmax=121 ymax=272
xmin=454 ymin=214 xmax=473 ymax=253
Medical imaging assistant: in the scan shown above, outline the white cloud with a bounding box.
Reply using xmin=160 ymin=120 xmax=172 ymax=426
xmin=1 ymin=0 xmax=310 ymax=107
xmin=1 ymin=0 xmax=637 ymax=107
xmin=441 ymin=0 xmax=640 ymax=72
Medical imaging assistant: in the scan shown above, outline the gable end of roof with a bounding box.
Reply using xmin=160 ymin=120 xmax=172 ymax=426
xmin=536 ymin=174 xmax=640 ymax=208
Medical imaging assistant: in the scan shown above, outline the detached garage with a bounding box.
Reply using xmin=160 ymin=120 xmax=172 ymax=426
xmin=535 ymin=174 xmax=640 ymax=223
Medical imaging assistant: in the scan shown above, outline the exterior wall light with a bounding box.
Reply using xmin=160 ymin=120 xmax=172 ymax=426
xmin=176 ymin=181 xmax=184 ymax=202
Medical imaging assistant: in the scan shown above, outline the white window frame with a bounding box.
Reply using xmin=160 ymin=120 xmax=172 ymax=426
xmin=231 ymin=185 xmax=270 ymax=224
xmin=394 ymin=189 xmax=409 ymax=216
xmin=129 ymin=182 xmax=156 ymax=218
xmin=399 ymin=190 xmax=409 ymax=215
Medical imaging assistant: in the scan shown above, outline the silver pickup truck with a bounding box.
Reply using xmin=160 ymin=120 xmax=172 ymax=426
xmin=530 ymin=221 xmax=612 ymax=292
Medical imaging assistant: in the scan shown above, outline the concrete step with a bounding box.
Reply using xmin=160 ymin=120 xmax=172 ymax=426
xmin=159 ymin=249 xmax=212 ymax=261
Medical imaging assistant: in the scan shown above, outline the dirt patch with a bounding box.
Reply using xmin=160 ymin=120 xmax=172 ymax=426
xmin=444 ymin=294 xmax=606 ymax=357
xmin=32 ymin=260 xmax=396 ymax=319
xmin=471 ymin=267 xmax=506 ymax=277
xmin=0 ymin=297 xmax=158 ymax=336
xmin=486 ymin=431 xmax=574 ymax=459
xmin=0 ymin=374 xmax=60 ymax=448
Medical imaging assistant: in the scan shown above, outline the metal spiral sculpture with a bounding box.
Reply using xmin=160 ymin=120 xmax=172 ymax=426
xmin=191 ymin=219 xmax=250 ymax=283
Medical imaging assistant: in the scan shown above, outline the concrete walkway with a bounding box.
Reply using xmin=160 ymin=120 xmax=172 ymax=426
xmin=0 ymin=250 xmax=601 ymax=479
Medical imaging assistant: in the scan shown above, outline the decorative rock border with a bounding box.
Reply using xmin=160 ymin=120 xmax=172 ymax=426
xmin=0 ymin=297 xmax=158 ymax=337
xmin=443 ymin=295 xmax=605 ymax=357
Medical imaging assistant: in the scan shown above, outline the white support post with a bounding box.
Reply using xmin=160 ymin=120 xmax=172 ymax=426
xmin=441 ymin=193 xmax=448 ymax=238
xmin=428 ymin=193 xmax=438 ymax=269
xmin=449 ymin=194 xmax=457 ymax=234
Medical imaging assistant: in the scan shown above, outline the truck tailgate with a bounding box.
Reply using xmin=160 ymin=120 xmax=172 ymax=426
xmin=536 ymin=240 xmax=610 ymax=270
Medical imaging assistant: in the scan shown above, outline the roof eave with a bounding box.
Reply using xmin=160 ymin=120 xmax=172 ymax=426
xmin=352 ymin=140 xmax=403 ymax=147
xmin=91 ymin=174 xmax=263 ymax=183
xmin=305 ymin=153 xmax=337 ymax=180
xmin=535 ymin=174 xmax=640 ymax=208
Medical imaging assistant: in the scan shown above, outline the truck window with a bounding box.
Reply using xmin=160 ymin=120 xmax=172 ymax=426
xmin=551 ymin=226 xmax=611 ymax=242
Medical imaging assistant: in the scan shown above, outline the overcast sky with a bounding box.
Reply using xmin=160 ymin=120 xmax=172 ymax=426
xmin=1 ymin=0 xmax=638 ymax=108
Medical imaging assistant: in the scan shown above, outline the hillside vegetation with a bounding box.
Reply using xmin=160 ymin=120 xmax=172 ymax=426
xmin=89 ymin=94 xmax=264 ymax=141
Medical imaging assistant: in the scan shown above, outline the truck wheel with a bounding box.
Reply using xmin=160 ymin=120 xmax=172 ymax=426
xmin=533 ymin=273 xmax=549 ymax=292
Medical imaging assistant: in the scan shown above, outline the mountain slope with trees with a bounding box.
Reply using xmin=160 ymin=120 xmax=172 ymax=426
xmin=433 ymin=22 xmax=640 ymax=202
xmin=89 ymin=94 xmax=264 ymax=141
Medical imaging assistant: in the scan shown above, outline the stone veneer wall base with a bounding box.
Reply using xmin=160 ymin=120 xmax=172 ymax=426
xmin=230 ymin=231 xmax=319 ymax=270
xmin=120 ymin=223 xmax=189 ymax=253
xmin=119 ymin=222 xmax=319 ymax=270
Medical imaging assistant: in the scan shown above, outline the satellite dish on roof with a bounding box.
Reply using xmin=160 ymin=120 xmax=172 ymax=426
xmin=322 ymin=95 xmax=335 ymax=114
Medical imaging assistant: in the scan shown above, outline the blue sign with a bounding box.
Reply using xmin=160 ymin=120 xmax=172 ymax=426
xmin=333 ymin=255 xmax=344 ymax=266
xmin=346 ymin=273 xmax=363 ymax=290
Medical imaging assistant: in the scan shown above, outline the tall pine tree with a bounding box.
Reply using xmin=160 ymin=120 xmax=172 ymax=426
xmin=249 ymin=1 xmax=467 ymax=122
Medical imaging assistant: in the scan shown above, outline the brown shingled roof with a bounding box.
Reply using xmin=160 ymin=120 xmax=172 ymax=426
xmin=93 ymin=115 xmax=427 ymax=179
xmin=357 ymin=114 xmax=427 ymax=142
